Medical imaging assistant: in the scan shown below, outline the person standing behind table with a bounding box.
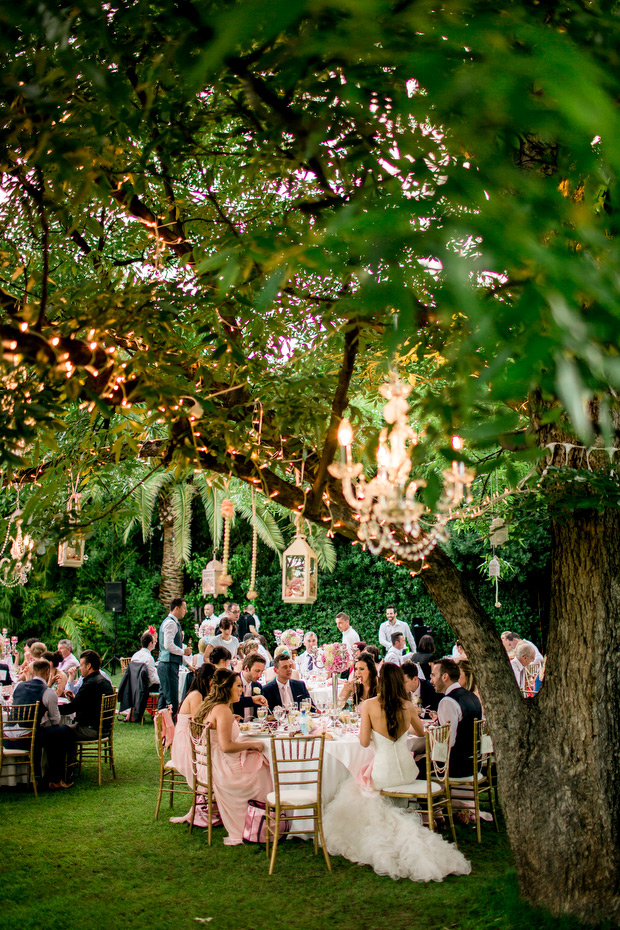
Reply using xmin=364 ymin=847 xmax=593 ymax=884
xmin=236 ymin=603 xmax=260 ymax=641
xmin=384 ymin=632 xmax=406 ymax=666
xmin=198 ymin=602 xmax=216 ymax=639
xmin=157 ymin=597 xmax=192 ymax=716
xmin=336 ymin=612 xmax=359 ymax=650
xmin=377 ymin=606 xmax=416 ymax=654
xmin=429 ymin=657 xmax=482 ymax=778
xmin=204 ymin=617 xmax=240 ymax=665
xmin=63 ymin=650 xmax=114 ymax=741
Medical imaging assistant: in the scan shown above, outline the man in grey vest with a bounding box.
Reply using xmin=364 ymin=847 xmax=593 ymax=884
xmin=157 ymin=597 xmax=190 ymax=717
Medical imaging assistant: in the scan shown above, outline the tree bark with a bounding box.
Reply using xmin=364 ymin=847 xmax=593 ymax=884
xmin=157 ymin=493 xmax=183 ymax=607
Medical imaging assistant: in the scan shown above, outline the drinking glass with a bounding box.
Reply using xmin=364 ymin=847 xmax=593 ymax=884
xmin=257 ymin=706 xmax=268 ymax=725
xmin=273 ymin=706 xmax=285 ymax=730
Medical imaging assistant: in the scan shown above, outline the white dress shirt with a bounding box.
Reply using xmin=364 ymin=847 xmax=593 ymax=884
xmin=296 ymin=650 xmax=318 ymax=678
xmin=341 ymin=626 xmax=359 ymax=649
xmin=378 ymin=619 xmax=416 ymax=652
xmin=130 ymin=647 xmax=160 ymax=687
xmin=384 ymin=646 xmax=405 ymax=666
xmin=437 ymin=682 xmax=463 ymax=748
xmin=277 ymin=678 xmax=294 ymax=708
xmin=510 ymin=657 xmax=528 ymax=690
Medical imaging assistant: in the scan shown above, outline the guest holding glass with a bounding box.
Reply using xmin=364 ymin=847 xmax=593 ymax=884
xmin=339 ymin=652 xmax=378 ymax=706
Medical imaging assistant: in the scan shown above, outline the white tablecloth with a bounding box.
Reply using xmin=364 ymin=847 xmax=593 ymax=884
xmin=306 ymin=679 xmax=348 ymax=707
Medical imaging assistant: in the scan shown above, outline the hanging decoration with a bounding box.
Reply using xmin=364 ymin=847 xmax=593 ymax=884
xmin=0 ymin=494 xmax=34 ymax=588
xmin=58 ymin=484 xmax=86 ymax=567
xmin=201 ymin=558 xmax=228 ymax=597
xmin=282 ymin=518 xmax=318 ymax=604
xmin=247 ymin=488 xmax=258 ymax=600
xmin=328 ymin=371 xmax=475 ymax=560
xmin=489 ymin=516 xmax=509 ymax=546
xmin=220 ymin=495 xmax=234 ymax=589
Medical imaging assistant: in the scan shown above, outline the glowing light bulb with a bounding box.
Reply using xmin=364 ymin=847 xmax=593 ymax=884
xmin=452 ymin=435 xmax=463 ymax=451
xmin=337 ymin=418 xmax=353 ymax=447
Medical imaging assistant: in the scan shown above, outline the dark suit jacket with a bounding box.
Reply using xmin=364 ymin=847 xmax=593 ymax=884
xmin=419 ymin=678 xmax=441 ymax=712
xmin=65 ymin=671 xmax=114 ymax=730
xmin=118 ymin=662 xmax=149 ymax=721
xmin=232 ymin=677 xmax=264 ymax=719
xmin=262 ymin=677 xmax=312 ymax=712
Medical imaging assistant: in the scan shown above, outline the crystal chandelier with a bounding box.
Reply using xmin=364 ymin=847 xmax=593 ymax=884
xmin=0 ymin=507 xmax=35 ymax=588
xmin=327 ymin=373 xmax=475 ymax=560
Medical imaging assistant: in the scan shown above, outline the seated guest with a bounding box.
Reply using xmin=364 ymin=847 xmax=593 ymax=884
xmin=339 ymin=651 xmax=378 ymax=706
xmin=384 ymin=632 xmax=406 ymax=666
xmin=171 ymin=663 xmax=216 ymax=787
xmin=16 ymin=638 xmax=38 ymax=677
xmin=263 ymin=645 xmax=301 ymax=683
xmin=8 ymin=658 xmax=74 ymax=789
xmin=232 ymin=654 xmax=268 ymax=720
xmin=257 ymin=634 xmax=273 ymax=665
xmin=262 ymin=654 xmax=313 ymax=711
xmin=364 ymin=644 xmax=382 ymax=672
xmin=409 ymin=633 xmax=437 ymax=681
xmin=204 ymin=618 xmax=239 ymax=664
xmin=295 ymin=631 xmax=319 ymax=678
xmin=429 ymin=658 xmax=482 ymax=777
xmin=510 ymin=641 xmax=537 ymax=691
xmin=210 ymin=645 xmax=232 ymax=670
xmin=63 ymin=650 xmax=114 ymax=740
xmin=401 ymin=660 xmax=440 ymax=711
xmin=192 ymin=669 xmax=272 ymax=844
xmin=501 ymin=630 xmax=543 ymax=663
xmin=57 ymin=639 xmax=80 ymax=674
xmin=130 ymin=632 xmax=160 ymax=690
xmin=241 ymin=634 xmax=270 ymax=664
xmin=42 ymin=651 xmax=68 ymax=698
xmin=191 ymin=638 xmax=207 ymax=670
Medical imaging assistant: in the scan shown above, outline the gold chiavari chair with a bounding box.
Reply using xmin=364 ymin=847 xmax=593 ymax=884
xmin=74 ymin=691 xmax=117 ymax=785
xmin=0 ymin=701 xmax=40 ymax=797
xmin=265 ymin=734 xmax=330 ymax=875
xmin=380 ymin=724 xmax=457 ymax=845
xmin=188 ymin=721 xmax=215 ymax=843
xmin=153 ymin=711 xmax=194 ymax=819
xmin=448 ymin=718 xmax=498 ymax=842
xmin=120 ymin=657 xmax=130 ymax=676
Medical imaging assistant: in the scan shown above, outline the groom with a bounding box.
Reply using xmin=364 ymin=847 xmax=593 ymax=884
xmin=262 ymin=654 xmax=314 ymax=711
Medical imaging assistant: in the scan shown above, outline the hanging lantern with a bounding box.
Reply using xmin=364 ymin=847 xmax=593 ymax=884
xmin=58 ymin=492 xmax=85 ymax=568
xmin=489 ymin=517 xmax=509 ymax=546
xmin=488 ymin=556 xmax=501 ymax=609
xmin=202 ymin=559 xmax=229 ymax=597
xmin=282 ymin=527 xmax=318 ymax=604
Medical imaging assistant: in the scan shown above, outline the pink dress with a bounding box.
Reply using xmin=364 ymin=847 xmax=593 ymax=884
xmin=209 ymin=718 xmax=272 ymax=845
xmin=170 ymin=713 xmax=193 ymax=787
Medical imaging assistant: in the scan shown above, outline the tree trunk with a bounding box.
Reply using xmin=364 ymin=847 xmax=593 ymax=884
xmin=157 ymin=494 xmax=183 ymax=607
xmin=421 ymin=509 xmax=620 ymax=924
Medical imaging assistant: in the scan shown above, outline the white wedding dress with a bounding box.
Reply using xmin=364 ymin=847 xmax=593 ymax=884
xmin=322 ymin=731 xmax=471 ymax=882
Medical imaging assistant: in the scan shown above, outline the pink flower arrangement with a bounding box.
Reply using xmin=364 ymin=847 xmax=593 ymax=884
xmin=318 ymin=642 xmax=353 ymax=674
xmin=280 ymin=629 xmax=302 ymax=650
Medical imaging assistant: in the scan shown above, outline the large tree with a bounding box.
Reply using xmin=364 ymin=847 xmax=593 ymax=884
xmin=1 ymin=0 xmax=620 ymax=920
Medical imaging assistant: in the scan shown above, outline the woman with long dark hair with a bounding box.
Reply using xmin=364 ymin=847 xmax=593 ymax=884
xmin=323 ymin=663 xmax=470 ymax=882
xmin=194 ymin=669 xmax=272 ymax=846
xmin=339 ymin=652 xmax=378 ymax=706
xmin=170 ymin=663 xmax=216 ymax=787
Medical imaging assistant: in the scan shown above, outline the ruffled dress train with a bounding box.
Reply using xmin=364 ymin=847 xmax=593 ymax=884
xmin=322 ymin=731 xmax=471 ymax=882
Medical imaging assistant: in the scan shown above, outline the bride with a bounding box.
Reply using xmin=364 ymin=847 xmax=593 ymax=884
xmin=322 ymin=663 xmax=471 ymax=882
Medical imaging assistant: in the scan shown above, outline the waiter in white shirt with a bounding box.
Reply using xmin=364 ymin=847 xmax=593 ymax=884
xmin=384 ymin=632 xmax=406 ymax=666
xmin=378 ymin=606 xmax=416 ymax=653
xmin=336 ymin=612 xmax=359 ymax=649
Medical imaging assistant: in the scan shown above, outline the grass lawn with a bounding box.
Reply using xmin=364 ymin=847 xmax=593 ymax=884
xmin=0 ymin=717 xmax=587 ymax=930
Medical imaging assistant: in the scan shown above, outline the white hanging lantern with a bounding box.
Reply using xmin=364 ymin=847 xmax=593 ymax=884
xmin=282 ymin=531 xmax=318 ymax=604
xmin=488 ymin=556 xmax=501 ymax=609
xmin=202 ymin=558 xmax=229 ymax=597
xmin=58 ymin=493 xmax=85 ymax=568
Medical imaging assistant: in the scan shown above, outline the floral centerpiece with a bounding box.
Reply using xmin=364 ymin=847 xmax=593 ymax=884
xmin=280 ymin=629 xmax=303 ymax=651
xmin=318 ymin=642 xmax=353 ymax=674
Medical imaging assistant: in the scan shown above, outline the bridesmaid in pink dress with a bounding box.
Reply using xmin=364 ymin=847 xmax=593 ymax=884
xmin=195 ymin=669 xmax=272 ymax=846
xmin=170 ymin=664 xmax=215 ymax=787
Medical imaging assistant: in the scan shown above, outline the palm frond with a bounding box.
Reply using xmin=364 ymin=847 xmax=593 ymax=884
xmin=306 ymin=524 xmax=338 ymax=572
xmin=172 ymin=482 xmax=195 ymax=564
xmin=123 ymin=472 xmax=170 ymax=543
xmin=231 ymin=488 xmax=285 ymax=553
xmin=52 ymin=604 xmax=112 ymax=654
xmin=194 ymin=473 xmax=223 ymax=550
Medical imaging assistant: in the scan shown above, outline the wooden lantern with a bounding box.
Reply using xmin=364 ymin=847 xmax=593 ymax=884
xmin=281 ymin=533 xmax=318 ymax=604
xmin=202 ymin=558 xmax=229 ymax=597
xmin=58 ymin=493 xmax=85 ymax=568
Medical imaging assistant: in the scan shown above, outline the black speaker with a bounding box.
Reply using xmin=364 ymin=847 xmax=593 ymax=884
xmin=105 ymin=581 xmax=126 ymax=613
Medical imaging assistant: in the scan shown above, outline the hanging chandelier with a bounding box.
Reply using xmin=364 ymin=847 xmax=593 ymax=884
xmin=0 ymin=506 xmax=35 ymax=587
xmin=327 ymin=372 xmax=475 ymax=560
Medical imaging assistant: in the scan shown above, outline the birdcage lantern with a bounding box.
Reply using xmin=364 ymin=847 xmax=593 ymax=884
xmin=58 ymin=493 xmax=85 ymax=568
xmin=489 ymin=517 xmax=509 ymax=546
xmin=202 ymin=558 xmax=229 ymax=597
xmin=282 ymin=531 xmax=318 ymax=604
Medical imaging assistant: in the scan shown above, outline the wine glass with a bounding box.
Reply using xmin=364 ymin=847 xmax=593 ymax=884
xmin=257 ymin=706 xmax=268 ymax=726
xmin=348 ymin=709 xmax=359 ymax=734
xmin=273 ymin=705 xmax=285 ymax=730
